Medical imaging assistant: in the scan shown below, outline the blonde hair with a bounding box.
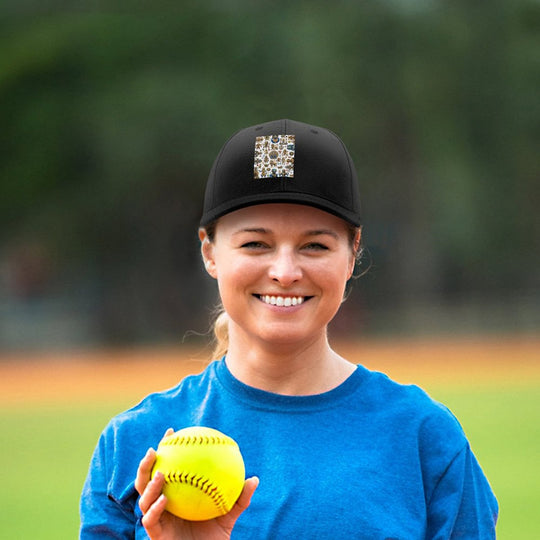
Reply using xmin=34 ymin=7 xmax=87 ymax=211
xmin=211 ymin=308 xmax=230 ymax=360
xmin=204 ymin=220 xmax=364 ymax=361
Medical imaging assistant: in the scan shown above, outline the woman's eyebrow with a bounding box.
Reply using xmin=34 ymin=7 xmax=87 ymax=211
xmin=232 ymin=228 xmax=339 ymax=239
xmin=232 ymin=227 xmax=269 ymax=235
xmin=306 ymin=229 xmax=339 ymax=239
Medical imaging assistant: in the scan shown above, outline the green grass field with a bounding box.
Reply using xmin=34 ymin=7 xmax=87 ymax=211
xmin=431 ymin=383 xmax=540 ymax=539
xmin=1 ymin=382 xmax=539 ymax=538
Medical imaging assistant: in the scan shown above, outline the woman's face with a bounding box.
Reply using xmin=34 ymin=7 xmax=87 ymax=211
xmin=200 ymin=203 xmax=359 ymax=350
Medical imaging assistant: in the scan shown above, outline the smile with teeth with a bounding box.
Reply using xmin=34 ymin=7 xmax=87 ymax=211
xmin=257 ymin=295 xmax=307 ymax=307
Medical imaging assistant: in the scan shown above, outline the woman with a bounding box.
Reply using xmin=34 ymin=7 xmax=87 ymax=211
xmin=80 ymin=119 xmax=498 ymax=539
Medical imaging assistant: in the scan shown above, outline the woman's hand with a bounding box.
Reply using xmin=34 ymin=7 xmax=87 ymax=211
xmin=135 ymin=430 xmax=259 ymax=540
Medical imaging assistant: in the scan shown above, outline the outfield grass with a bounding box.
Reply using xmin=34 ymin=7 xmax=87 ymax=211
xmin=428 ymin=383 xmax=540 ymax=539
xmin=1 ymin=382 xmax=538 ymax=538
xmin=1 ymin=402 xmax=122 ymax=539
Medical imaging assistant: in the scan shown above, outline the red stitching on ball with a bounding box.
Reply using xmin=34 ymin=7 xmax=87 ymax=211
xmin=164 ymin=470 xmax=229 ymax=514
xmin=162 ymin=434 xmax=235 ymax=447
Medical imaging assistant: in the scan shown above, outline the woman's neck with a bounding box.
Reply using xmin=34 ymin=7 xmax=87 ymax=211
xmin=224 ymin=327 xmax=355 ymax=396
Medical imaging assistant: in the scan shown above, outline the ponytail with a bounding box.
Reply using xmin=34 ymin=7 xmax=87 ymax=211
xmin=211 ymin=308 xmax=229 ymax=360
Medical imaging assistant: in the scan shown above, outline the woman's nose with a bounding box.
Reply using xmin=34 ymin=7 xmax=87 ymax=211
xmin=267 ymin=249 xmax=302 ymax=286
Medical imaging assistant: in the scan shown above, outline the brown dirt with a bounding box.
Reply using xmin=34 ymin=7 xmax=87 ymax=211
xmin=1 ymin=335 xmax=538 ymax=406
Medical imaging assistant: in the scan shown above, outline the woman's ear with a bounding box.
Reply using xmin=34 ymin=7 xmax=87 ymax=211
xmin=348 ymin=228 xmax=362 ymax=279
xmin=199 ymin=228 xmax=217 ymax=279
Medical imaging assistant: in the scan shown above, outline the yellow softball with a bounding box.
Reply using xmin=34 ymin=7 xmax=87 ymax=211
xmin=151 ymin=426 xmax=246 ymax=521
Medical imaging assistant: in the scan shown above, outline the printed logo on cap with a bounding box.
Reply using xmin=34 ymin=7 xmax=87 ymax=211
xmin=253 ymin=134 xmax=295 ymax=179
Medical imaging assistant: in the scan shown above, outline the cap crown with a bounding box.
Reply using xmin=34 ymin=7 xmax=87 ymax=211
xmin=200 ymin=119 xmax=361 ymax=226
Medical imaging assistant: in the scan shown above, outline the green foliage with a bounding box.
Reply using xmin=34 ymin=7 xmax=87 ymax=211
xmin=1 ymin=2 xmax=538 ymax=343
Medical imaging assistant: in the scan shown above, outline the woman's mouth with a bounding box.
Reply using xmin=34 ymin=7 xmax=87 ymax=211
xmin=255 ymin=295 xmax=308 ymax=307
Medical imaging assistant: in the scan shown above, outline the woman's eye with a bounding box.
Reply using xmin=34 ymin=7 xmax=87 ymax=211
xmin=241 ymin=241 xmax=267 ymax=249
xmin=304 ymin=242 xmax=329 ymax=251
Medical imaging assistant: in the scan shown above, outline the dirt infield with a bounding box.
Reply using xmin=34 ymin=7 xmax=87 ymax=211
xmin=1 ymin=335 xmax=539 ymax=406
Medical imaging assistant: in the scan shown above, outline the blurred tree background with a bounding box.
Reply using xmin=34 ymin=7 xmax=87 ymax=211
xmin=1 ymin=1 xmax=538 ymax=350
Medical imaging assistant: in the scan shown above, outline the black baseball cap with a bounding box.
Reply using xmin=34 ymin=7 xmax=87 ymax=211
xmin=200 ymin=119 xmax=361 ymax=227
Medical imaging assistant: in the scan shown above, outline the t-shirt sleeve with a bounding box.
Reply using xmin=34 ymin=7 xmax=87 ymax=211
xmin=425 ymin=442 xmax=498 ymax=539
xmin=79 ymin=427 xmax=139 ymax=539
xmin=412 ymin=397 xmax=499 ymax=539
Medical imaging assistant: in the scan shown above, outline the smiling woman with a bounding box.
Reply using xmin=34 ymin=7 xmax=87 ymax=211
xmin=80 ymin=119 xmax=498 ymax=539
xmin=199 ymin=204 xmax=359 ymax=394
xmin=203 ymin=210 xmax=362 ymax=362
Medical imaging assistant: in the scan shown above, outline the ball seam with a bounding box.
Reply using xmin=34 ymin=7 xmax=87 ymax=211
xmin=161 ymin=434 xmax=236 ymax=447
xmin=163 ymin=470 xmax=230 ymax=515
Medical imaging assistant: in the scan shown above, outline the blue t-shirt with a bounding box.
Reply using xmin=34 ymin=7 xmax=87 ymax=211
xmin=80 ymin=359 xmax=498 ymax=539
